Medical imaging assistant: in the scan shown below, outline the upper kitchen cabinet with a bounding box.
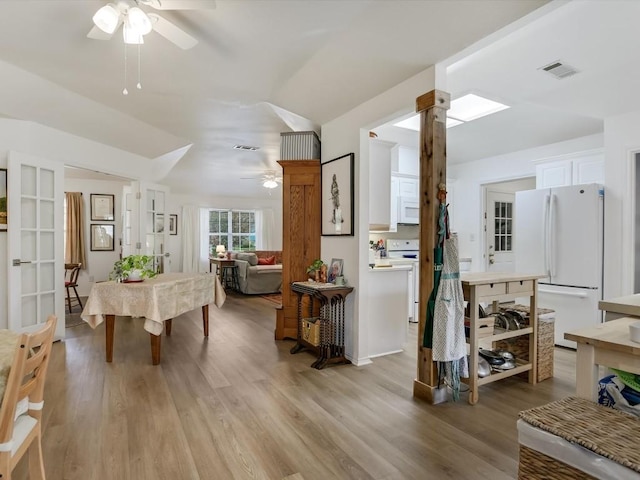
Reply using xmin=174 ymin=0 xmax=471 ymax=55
xmin=536 ymin=149 xmax=604 ymax=188
xmin=369 ymin=139 xmax=396 ymax=231
xmin=391 ymin=145 xmax=420 ymax=176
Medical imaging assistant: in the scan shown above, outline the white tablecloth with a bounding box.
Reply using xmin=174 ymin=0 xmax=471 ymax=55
xmin=81 ymin=272 xmax=226 ymax=336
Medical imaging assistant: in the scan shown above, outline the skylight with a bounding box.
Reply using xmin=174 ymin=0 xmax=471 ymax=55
xmin=392 ymin=93 xmax=509 ymax=131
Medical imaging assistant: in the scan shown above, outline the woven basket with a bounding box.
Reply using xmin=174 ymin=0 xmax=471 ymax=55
xmin=518 ymin=397 xmax=640 ymax=479
xmin=495 ymin=305 xmax=555 ymax=381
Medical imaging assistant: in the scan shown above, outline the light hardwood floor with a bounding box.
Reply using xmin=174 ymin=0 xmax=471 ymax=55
xmin=16 ymin=293 xmax=576 ymax=479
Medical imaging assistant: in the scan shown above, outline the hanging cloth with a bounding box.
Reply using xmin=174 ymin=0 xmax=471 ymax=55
xmin=422 ymin=202 xmax=447 ymax=349
xmin=431 ymin=232 xmax=469 ymax=401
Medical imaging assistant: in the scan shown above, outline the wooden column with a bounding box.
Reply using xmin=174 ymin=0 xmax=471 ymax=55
xmin=413 ymin=89 xmax=450 ymax=404
xmin=275 ymin=160 xmax=321 ymax=340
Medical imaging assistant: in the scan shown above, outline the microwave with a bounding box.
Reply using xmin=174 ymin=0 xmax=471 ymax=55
xmin=398 ymin=196 xmax=419 ymax=224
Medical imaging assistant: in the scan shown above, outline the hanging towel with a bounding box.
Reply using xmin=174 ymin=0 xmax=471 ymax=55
xmin=431 ymin=234 xmax=469 ymax=400
xmin=423 ymin=203 xmax=447 ymax=348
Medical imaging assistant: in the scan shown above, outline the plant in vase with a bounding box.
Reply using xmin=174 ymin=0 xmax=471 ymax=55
xmin=306 ymin=259 xmax=325 ymax=282
xmin=110 ymin=255 xmax=158 ymax=282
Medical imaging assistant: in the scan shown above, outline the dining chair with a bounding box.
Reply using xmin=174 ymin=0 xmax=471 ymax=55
xmin=0 ymin=315 xmax=57 ymax=480
xmin=64 ymin=263 xmax=82 ymax=313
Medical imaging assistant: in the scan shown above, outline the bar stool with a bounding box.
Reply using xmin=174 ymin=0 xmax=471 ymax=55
xmin=221 ymin=265 xmax=240 ymax=291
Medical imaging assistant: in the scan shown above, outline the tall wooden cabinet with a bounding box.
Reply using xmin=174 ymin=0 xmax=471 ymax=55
xmin=275 ymin=160 xmax=321 ymax=340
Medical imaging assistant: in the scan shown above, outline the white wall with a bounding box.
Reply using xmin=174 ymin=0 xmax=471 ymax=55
xmin=448 ymin=133 xmax=604 ymax=272
xmin=604 ymin=112 xmax=640 ymax=299
xmin=322 ymin=65 xmax=438 ymax=365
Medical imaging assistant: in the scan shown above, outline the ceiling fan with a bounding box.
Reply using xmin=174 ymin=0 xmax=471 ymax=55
xmin=87 ymin=0 xmax=216 ymax=50
xmin=241 ymin=171 xmax=283 ymax=189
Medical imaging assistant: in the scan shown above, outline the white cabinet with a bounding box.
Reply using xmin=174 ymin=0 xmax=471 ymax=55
xmin=391 ymin=145 xmax=419 ymax=176
xmin=536 ymin=159 xmax=572 ymax=188
xmin=369 ymin=139 xmax=394 ymax=231
xmin=397 ymin=175 xmax=419 ymax=198
xmin=390 ymin=176 xmax=399 ymax=232
xmin=573 ymin=154 xmax=604 ymax=185
xmin=536 ymin=150 xmax=603 ymax=189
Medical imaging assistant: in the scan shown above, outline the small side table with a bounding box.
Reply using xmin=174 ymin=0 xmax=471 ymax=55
xmin=209 ymin=257 xmax=234 ymax=281
xmin=290 ymin=281 xmax=353 ymax=369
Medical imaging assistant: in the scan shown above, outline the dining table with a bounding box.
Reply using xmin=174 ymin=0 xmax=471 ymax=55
xmin=81 ymin=272 xmax=226 ymax=365
xmin=0 ymin=330 xmax=19 ymax=401
xmin=564 ymin=317 xmax=640 ymax=401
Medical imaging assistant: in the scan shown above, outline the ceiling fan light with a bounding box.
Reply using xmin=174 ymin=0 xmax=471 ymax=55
xmin=127 ymin=7 xmax=153 ymax=35
xmin=263 ymin=179 xmax=278 ymax=189
xmin=93 ymin=3 xmax=121 ymax=34
xmin=123 ymin=24 xmax=144 ymax=44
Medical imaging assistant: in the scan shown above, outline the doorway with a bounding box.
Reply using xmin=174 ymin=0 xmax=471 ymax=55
xmin=482 ymin=177 xmax=535 ymax=272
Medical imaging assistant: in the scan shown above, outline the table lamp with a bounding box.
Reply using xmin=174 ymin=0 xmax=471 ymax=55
xmin=216 ymin=245 xmax=226 ymax=258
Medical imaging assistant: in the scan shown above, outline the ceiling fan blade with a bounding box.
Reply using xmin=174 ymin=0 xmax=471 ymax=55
xmin=87 ymin=24 xmax=117 ymax=41
xmin=141 ymin=0 xmax=216 ymax=10
xmin=148 ymin=13 xmax=198 ymax=50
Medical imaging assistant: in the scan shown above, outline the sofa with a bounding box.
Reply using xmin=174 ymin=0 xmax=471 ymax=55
xmin=231 ymin=250 xmax=282 ymax=295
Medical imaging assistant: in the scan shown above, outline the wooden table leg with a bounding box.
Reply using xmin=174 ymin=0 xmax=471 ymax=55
xmin=105 ymin=314 xmax=115 ymax=362
xmin=165 ymin=319 xmax=172 ymax=336
xmin=202 ymin=304 xmax=209 ymax=337
xmin=575 ymin=343 xmax=598 ymax=401
xmin=150 ymin=334 xmax=161 ymax=365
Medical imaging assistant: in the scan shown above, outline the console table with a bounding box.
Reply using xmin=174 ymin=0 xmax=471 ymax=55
xmin=290 ymin=281 xmax=353 ymax=369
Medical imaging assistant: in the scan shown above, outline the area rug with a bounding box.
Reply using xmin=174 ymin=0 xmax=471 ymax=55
xmin=260 ymin=293 xmax=282 ymax=306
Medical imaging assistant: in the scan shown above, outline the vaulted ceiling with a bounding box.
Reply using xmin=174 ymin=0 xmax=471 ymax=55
xmin=3 ymin=0 xmax=620 ymax=199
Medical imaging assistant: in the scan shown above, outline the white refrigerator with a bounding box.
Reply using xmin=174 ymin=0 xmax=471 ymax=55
xmin=514 ymin=184 xmax=604 ymax=348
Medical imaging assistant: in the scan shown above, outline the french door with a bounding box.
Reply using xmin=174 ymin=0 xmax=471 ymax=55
xmin=7 ymin=152 xmax=65 ymax=339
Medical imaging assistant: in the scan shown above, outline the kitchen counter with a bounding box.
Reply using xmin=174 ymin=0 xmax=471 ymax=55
xmin=599 ymin=294 xmax=640 ymax=321
xmin=369 ymin=264 xmax=412 ymax=272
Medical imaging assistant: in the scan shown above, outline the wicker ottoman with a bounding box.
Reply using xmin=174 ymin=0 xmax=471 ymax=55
xmin=518 ymin=397 xmax=640 ymax=479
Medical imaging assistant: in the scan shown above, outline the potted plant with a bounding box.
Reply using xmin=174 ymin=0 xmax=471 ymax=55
xmin=306 ymin=259 xmax=326 ymax=282
xmin=110 ymin=255 xmax=158 ymax=282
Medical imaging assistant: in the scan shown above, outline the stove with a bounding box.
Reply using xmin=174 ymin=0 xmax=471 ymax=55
xmin=386 ymin=239 xmax=419 ymax=323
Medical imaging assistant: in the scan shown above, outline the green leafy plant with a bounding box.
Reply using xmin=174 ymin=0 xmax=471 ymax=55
xmin=110 ymin=255 xmax=158 ymax=281
xmin=306 ymin=259 xmax=324 ymax=274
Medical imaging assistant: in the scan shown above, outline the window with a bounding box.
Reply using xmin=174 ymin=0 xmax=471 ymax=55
xmin=208 ymin=209 xmax=256 ymax=254
xmin=494 ymin=201 xmax=513 ymax=252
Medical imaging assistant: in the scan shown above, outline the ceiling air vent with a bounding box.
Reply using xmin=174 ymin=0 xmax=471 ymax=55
xmin=233 ymin=145 xmax=260 ymax=151
xmin=539 ymin=60 xmax=579 ymax=79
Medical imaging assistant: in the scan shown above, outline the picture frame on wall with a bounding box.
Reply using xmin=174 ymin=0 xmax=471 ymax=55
xmin=321 ymin=153 xmax=354 ymax=236
xmin=0 ymin=169 xmax=6 ymax=232
xmin=90 ymin=194 xmax=115 ymax=221
xmin=90 ymin=224 xmax=115 ymax=251
xmin=169 ymin=214 xmax=178 ymax=235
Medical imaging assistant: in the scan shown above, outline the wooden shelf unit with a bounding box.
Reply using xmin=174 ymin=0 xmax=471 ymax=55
xmin=461 ymin=272 xmax=543 ymax=405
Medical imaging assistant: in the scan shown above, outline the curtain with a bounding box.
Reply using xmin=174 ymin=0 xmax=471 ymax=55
xmin=255 ymin=208 xmax=275 ymax=250
xmin=181 ymin=205 xmax=198 ymax=272
xmin=65 ymin=192 xmax=87 ymax=268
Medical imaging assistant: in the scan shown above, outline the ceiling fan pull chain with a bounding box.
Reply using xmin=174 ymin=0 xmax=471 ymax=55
xmin=122 ymin=42 xmax=129 ymax=95
xmin=137 ymin=42 xmax=142 ymax=90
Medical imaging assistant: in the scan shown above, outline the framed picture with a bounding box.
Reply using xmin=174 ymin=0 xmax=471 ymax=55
xmin=328 ymin=258 xmax=343 ymax=283
xmin=90 ymin=224 xmax=115 ymax=251
xmin=321 ymin=153 xmax=354 ymax=236
xmin=155 ymin=213 xmax=165 ymax=233
xmin=169 ymin=214 xmax=178 ymax=235
xmin=0 ymin=169 xmax=6 ymax=232
xmin=90 ymin=194 xmax=115 ymax=221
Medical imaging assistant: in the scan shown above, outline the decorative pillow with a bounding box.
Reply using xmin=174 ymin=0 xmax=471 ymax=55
xmin=229 ymin=252 xmax=238 ymax=259
xmin=258 ymin=255 xmax=276 ymax=265
xmin=236 ymin=252 xmax=258 ymax=266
